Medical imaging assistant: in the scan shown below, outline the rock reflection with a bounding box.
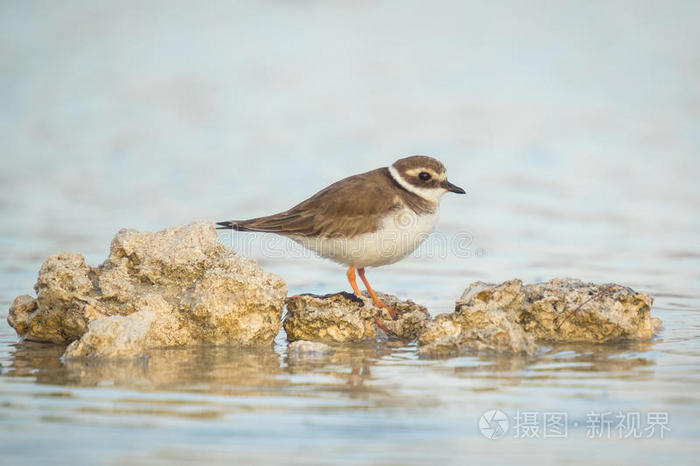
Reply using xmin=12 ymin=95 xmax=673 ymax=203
xmin=284 ymin=342 xmax=394 ymax=395
xmin=537 ymin=340 xmax=656 ymax=375
xmin=450 ymin=340 xmax=656 ymax=382
xmin=3 ymin=338 xmax=658 ymax=404
xmin=6 ymin=341 xmax=285 ymax=395
xmin=5 ymin=339 xmax=400 ymax=399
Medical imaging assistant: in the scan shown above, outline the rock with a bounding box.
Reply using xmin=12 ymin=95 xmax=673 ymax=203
xmin=284 ymin=291 xmax=430 ymax=343
xmin=7 ymin=295 xmax=39 ymax=339
xmin=287 ymin=340 xmax=333 ymax=355
xmin=419 ymin=309 xmax=538 ymax=356
xmin=286 ymin=340 xmax=334 ymax=364
xmin=17 ymin=254 xmax=100 ymax=344
xmin=419 ymin=278 xmax=662 ymax=356
xmin=7 ymin=222 xmax=287 ymax=358
xmin=64 ymin=309 xmax=185 ymax=359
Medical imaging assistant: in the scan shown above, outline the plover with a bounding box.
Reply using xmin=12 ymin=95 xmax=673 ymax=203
xmin=217 ymin=155 xmax=465 ymax=317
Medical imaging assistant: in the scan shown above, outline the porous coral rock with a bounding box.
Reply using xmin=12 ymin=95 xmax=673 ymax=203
xmin=8 ymin=222 xmax=287 ymax=358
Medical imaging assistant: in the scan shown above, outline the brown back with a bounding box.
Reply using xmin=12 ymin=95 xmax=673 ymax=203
xmin=229 ymin=167 xmax=436 ymax=238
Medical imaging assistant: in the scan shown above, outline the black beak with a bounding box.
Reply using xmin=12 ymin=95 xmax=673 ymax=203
xmin=442 ymin=180 xmax=466 ymax=194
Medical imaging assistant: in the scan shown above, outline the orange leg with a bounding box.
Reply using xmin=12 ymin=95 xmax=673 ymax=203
xmin=357 ymin=268 xmax=398 ymax=319
xmin=346 ymin=266 xmax=362 ymax=297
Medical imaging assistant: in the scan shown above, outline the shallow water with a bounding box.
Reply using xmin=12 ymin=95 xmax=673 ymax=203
xmin=2 ymin=1 xmax=700 ymax=464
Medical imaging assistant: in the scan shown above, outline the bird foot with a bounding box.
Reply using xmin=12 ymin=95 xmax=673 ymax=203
xmin=352 ymin=290 xmax=399 ymax=320
xmin=374 ymin=318 xmax=390 ymax=333
xmin=373 ymin=318 xmax=401 ymax=339
xmin=372 ymin=299 xmax=400 ymax=320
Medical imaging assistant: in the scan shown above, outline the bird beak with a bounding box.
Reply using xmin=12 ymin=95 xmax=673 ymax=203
xmin=442 ymin=180 xmax=466 ymax=194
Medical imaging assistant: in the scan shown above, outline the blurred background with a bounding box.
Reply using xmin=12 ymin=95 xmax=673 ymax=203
xmin=1 ymin=1 xmax=699 ymax=464
xmin=2 ymin=0 xmax=699 ymax=311
xmin=1 ymin=0 xmax=699 ymax=309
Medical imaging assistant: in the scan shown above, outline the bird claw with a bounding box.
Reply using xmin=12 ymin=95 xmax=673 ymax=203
xmin=371 ymin=300 xmax=399 ymax=320
xmin=374 ymin=318 xmax=390 ymax=333
xmin=385 ymin=306 xmax=399 ymax=320
xmin=373 ymin=318 xmax=400 ymax=340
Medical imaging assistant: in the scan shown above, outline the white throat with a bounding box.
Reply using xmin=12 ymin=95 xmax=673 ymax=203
xmin=388 ymin=165 xmax=445 ymax=203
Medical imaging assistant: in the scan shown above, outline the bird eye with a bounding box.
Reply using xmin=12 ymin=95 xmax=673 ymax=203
xmin=419 ymin=171 xmax=431 ymax=181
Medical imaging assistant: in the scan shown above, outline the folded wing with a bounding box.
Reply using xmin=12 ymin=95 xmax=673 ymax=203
xmin=216 ymin=168 xmax=400 ymax=238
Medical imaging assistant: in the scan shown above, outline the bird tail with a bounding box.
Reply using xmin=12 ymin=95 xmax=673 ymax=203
xmin=216 ymin=220 xmax=254 ymax=231
xmin=217 ymin=211 xmax=307 ymax=234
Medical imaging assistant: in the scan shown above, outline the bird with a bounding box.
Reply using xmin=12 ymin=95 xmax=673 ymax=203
xmin=217 ymin=155 xmax=465 ymax=318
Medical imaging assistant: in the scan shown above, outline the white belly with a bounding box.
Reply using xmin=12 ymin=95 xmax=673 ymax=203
xmin=291 ymin=209 xmax=438 ymax=267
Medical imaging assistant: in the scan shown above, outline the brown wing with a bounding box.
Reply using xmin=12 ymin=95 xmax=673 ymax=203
xmin=217 ymin=168 xmax=401 ymax=237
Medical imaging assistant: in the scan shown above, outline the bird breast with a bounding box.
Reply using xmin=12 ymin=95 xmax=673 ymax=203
xmin=291 ymin=209 xmax=439 ymax=267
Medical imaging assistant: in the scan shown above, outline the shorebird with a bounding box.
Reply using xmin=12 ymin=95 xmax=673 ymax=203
xmin=217 ymin=155 xmax=465 ymax=317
